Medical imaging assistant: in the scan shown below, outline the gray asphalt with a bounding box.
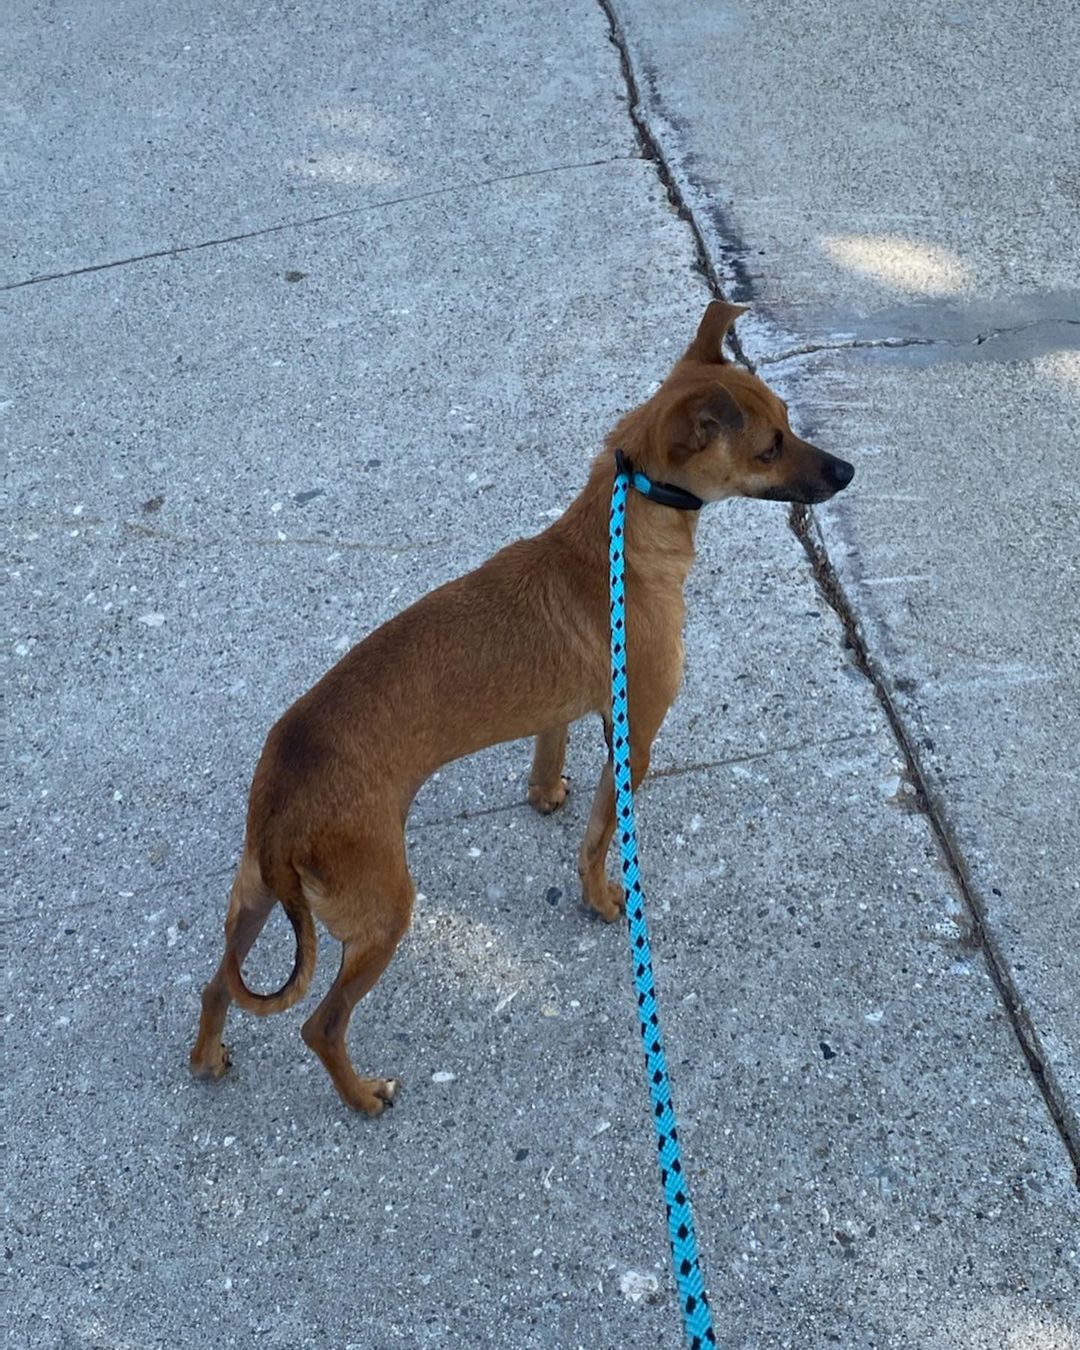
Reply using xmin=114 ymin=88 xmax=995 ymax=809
xmin=4 ymin=3 xmax=1078 ymax=1349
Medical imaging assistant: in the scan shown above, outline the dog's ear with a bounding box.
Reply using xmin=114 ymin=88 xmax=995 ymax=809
xmin=682 ymin=300 xmax=748 ymax=364
xmin=667 ymin=387 xmax=745 ymax=464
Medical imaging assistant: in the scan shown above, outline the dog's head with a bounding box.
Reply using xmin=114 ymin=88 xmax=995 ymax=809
xmin=633 ymin=302 xmax=854 ymax=505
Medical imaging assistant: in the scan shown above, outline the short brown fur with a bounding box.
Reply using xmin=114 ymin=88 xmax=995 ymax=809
xmin=190 ymin=304 xmax=854 ymax=1114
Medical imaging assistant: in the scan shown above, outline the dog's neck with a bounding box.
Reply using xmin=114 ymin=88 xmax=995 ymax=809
xmin=624 ymin=481 xmax=699 ymax=579
xmin=557 ymin=453 xmax=699 ymax=589
xmin=602 ymin=423 xmax=701 ymax=573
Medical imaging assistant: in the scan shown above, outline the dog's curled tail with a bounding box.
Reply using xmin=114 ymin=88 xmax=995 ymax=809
xmin=225 ymin=886 xmax=317 ymax=1015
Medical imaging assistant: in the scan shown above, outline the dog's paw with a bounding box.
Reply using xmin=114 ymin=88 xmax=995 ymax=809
xmin=528 ymin=775 xmax=570 ymax=815
xmin=349 ymin=1076 xmax=402 ymax=1117
xmin=583 ymin=878 xmax=625 ymax=923
xmin=189 ymin=1041 xmax=231 ymax=1081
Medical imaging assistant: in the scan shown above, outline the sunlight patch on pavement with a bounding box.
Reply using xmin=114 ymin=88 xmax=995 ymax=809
xmin=820 ymin=232 xmax=974 ymax=295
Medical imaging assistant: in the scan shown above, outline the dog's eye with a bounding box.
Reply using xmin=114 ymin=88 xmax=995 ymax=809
xmin=758 ymin=432 xmax=783 ymax=464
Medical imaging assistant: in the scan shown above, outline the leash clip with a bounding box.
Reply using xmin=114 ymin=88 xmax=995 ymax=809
xmin=613 ymin=449 xmax=705 ymax=512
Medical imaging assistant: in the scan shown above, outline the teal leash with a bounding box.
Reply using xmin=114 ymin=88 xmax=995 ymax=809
xmin=609 ymin=453 xmax=717 ymax=1349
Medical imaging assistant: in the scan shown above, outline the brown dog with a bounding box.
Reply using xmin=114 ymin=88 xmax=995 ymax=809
xmin=190 ymin=302 xmax=854 ymax=1114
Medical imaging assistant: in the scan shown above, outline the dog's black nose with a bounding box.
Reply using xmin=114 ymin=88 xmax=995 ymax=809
xmin=823 ymin=456 xmax=855 ymax=490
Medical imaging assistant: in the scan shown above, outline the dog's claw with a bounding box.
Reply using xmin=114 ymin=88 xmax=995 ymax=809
xmin=377 ymin=1078 xmax=401 ymax=1109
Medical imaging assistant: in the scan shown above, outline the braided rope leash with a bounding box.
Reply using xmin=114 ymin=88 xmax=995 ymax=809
xmin=609 ymin=460 xmax=717 ymax=1350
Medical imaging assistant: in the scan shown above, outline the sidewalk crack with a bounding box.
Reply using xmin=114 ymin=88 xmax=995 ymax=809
xmin=757 ymin=336 xmax=944 ymax=364
xmin=792 ymin=502 xmax=1080 ymax=1185
xmin=2 ymin=155 xmax=632 ymax=291
xmin=759 ymin=319 xmax=1080 ymax=365
xmin=596 ymin=0 xmax=754 ymax=365
xmin=647 ymin=730 xmax=873 ymax=781
xmin=601 ymin=0 xmax=1080 ymax=1184
xmin=973 ymin=317 xmax=1080 ymax=344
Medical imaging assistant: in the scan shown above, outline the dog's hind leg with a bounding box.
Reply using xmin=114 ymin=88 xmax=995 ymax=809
xmin=300 ymin=839 xmax=413 ymax=1116
xmin=190 ymin=847 xmax=276 ymax=1080
xmin=527 ymin=724 xmax=570 ymax=814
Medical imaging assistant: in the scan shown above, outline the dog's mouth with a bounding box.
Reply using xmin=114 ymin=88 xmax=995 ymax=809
xmin=750 ymin=454 xmax=855 ymax=505
xmin=803 ymin=482 xmax=850 ymax=504
xmin=755 ymin=481 xmax=851 ymax=505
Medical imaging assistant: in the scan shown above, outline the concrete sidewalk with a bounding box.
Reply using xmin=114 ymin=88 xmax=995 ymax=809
xmin=607 ymin=0 xmax=1080 ymax=1138
xmin=4 ymin=3 xmax=1077 ymax=1348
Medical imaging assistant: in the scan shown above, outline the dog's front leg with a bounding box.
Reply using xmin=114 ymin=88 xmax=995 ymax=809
xmin=527 ymin=725 xmax=570 ymax=814
xmin=578 ymin=728 xmax=656 ymax=921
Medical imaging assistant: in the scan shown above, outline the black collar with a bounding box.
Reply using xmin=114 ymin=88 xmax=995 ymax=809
xmin=614 ymin=449 xmax=704 ymax=512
